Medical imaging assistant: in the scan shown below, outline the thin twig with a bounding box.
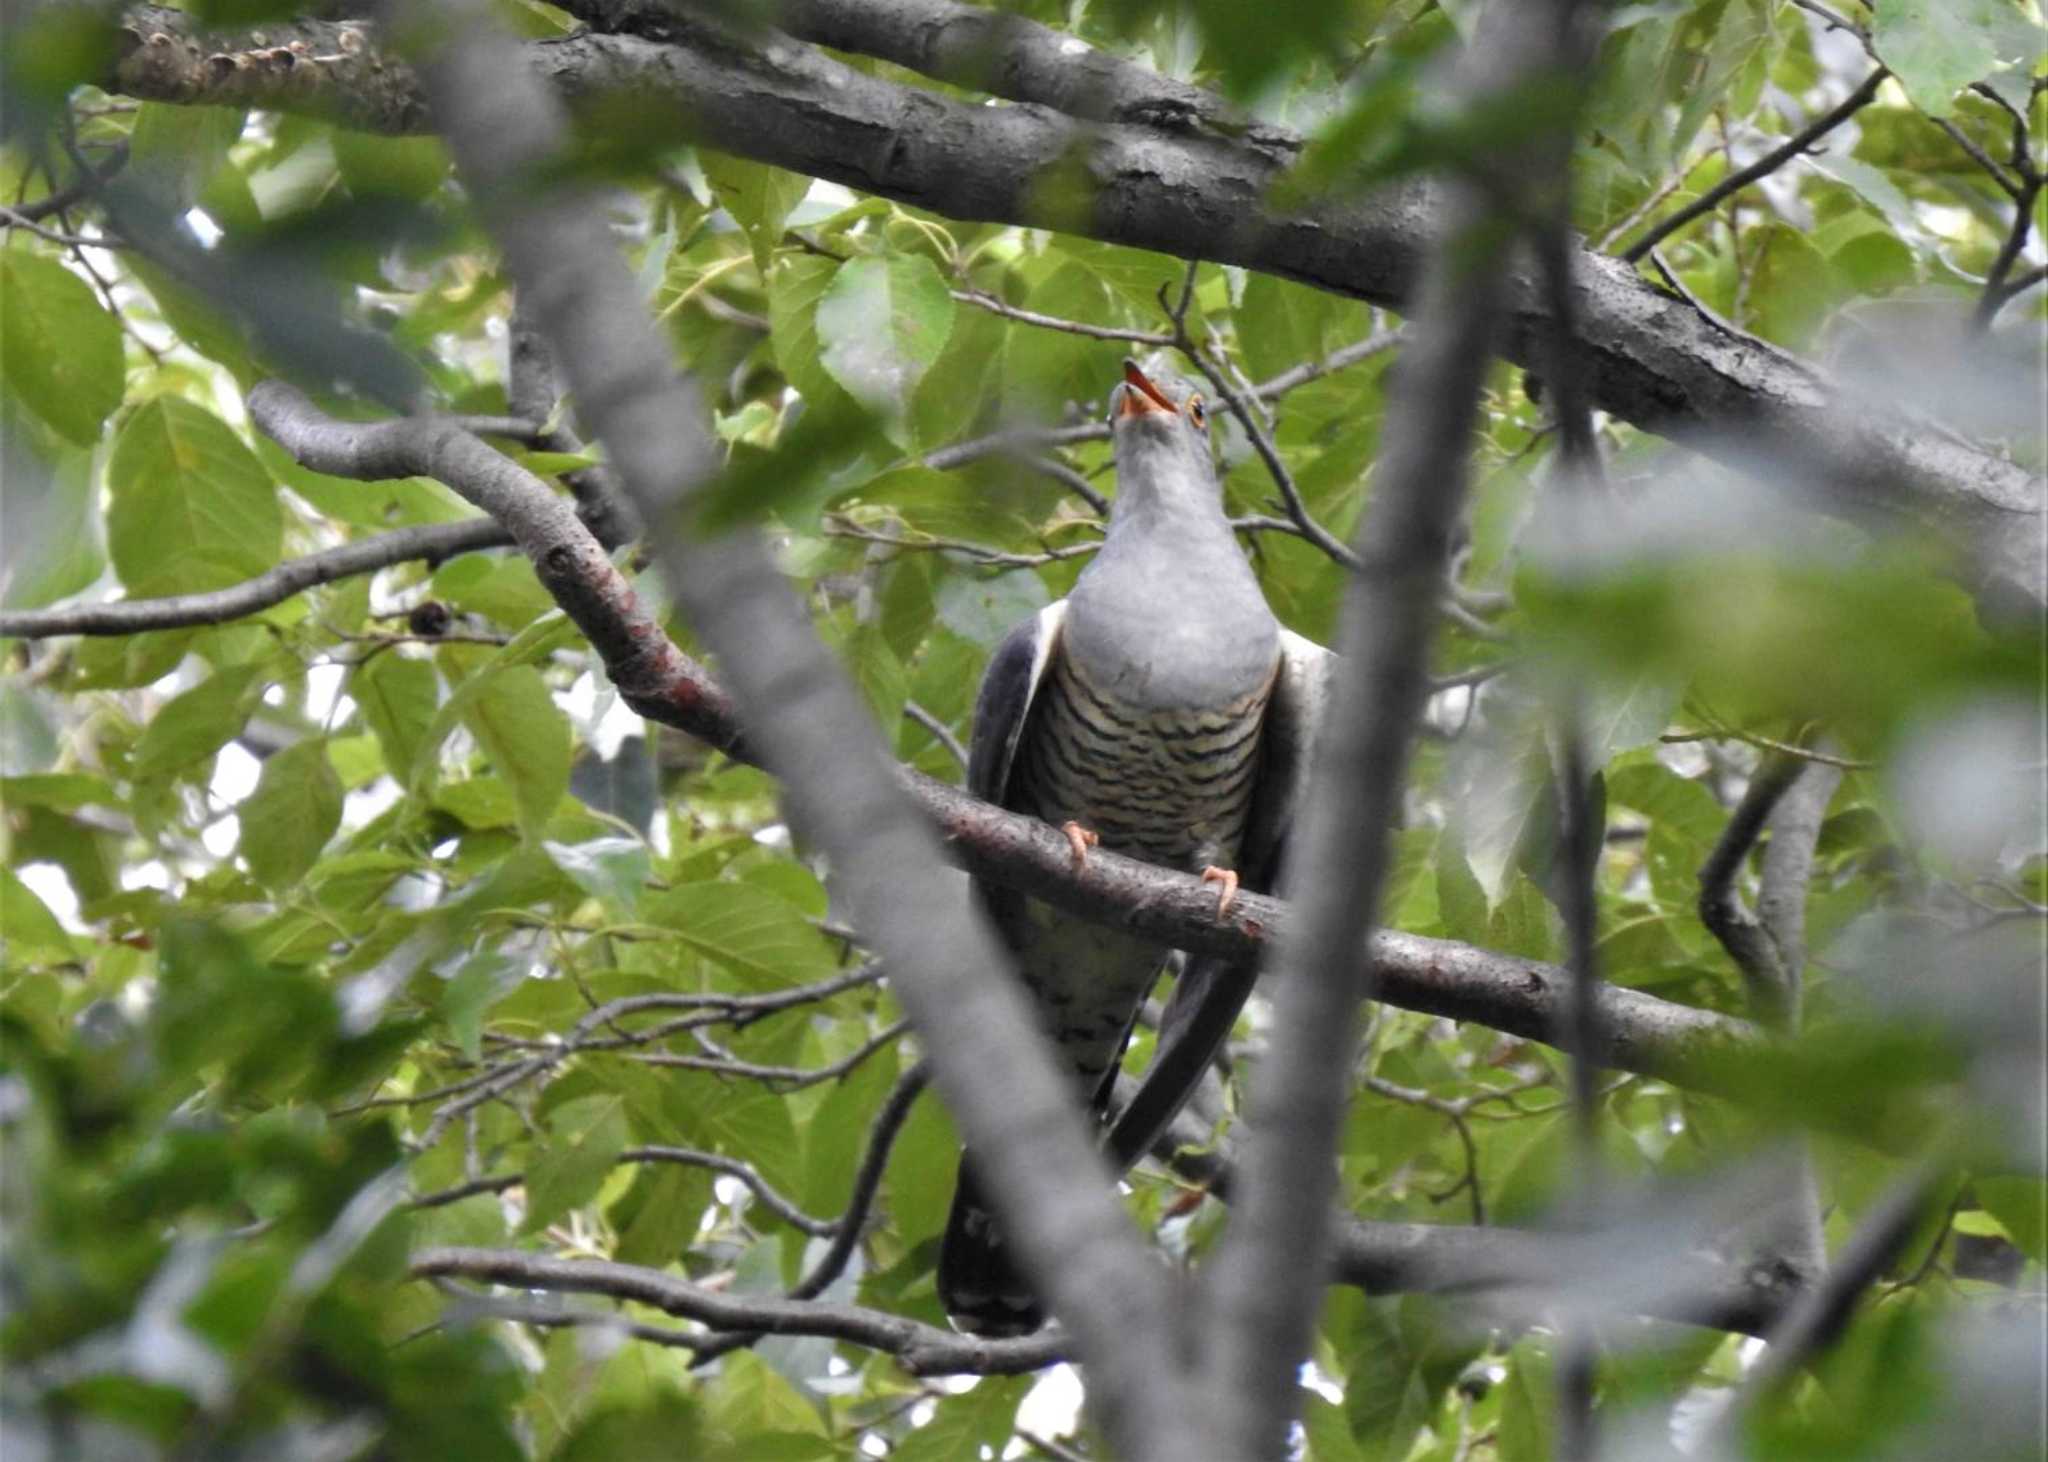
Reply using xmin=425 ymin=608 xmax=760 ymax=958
xmin=903 ymin=698 xmax=969 ymax=770
xmin=1662 ymin=726 xmax=1873 ymax=770
xmin=1620 ymin=67 xmax=1889 ymax=263
xmin=953 ymin=283 xmax=1174 ymax=346
xmin=6 ymin=141 xmax=128 ymax=223
xmin=685 ymin=1061 xmax=934 ymax=1366
xmin=0 ymin=206 xmax=133 ymax=248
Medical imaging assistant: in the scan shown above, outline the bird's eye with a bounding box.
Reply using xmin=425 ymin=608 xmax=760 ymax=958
xmin=1187 ymin=395 xmax=1207 ymax=428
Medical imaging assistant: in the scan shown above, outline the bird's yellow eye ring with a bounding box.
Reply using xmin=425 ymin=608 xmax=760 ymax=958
xmin=1187 ymin=394 xmax=1207 ymax=428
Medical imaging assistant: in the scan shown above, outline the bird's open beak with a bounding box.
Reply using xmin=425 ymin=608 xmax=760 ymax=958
xmin=1117 ymin=359 xmax=1178 ymax=418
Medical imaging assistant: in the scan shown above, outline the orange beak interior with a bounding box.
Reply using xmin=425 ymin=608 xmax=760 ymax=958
xmin=1118 ymin=359 xmax=1178 ymax=418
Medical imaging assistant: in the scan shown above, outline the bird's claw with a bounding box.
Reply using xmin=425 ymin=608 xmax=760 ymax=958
xmin=1061 ymin=822 xmax=1100 ymax=868
xmin=1200 ymin=865 xmax=1239 ymax=919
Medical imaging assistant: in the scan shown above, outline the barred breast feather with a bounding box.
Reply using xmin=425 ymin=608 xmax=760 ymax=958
xmin=1012 ymin=644 xmax=1275 ymax=873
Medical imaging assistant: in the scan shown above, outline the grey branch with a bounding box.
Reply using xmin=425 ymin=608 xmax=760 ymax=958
xmin=411 ymin=1246 xmax=1066 ymax=1375
xmin=1193 ymin=4 xmax=1600 ymax=1450
xmin=0 ymin=517 xmax=509 ymax=638
xmin=1719 ymin=1158 xmax=1949 ymax=1435
xmin=403 ymin=5 xmax=1191 ymax=1451
xmin=1697 ymin=754 xmax=1806 ymax=1026
xmin=102 ymin=4 xmax=2047 ymax=615
xmin=245 ymin=387 xmax=1766 ymax=1099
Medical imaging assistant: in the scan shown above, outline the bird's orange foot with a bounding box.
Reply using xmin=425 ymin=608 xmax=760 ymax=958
xmin=1061 ymin=821 xmax=1100 ymax=868
xmin=1200 ymin=865 xmax=1240 ymax=919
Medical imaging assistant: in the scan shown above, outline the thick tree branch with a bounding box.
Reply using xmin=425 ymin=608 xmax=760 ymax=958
xmin=1193 ymin=6 xmax=1596 ymax=1448
xmin=399 ymin=7 xmax=1194 ymax=1451
xmin=1697 ymin=754 xmax=1806 ymax=1025
xmin=246 ymin=386 xmax=1766 ymax=1099
xmin=1719 ymin=1158 xmax=1949 ymax=1435
xmin=102 ymin=4 xmax=2046 ymax=617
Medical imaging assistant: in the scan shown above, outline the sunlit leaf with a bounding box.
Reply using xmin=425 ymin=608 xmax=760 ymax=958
xmin=0 ymin=252 xmax=124 ymax=446
xmin=238 ymin=737 xmax=342 ymax=888
xmin=107 ymin=397 xmax=281 ymax=597
xmin=815 ymin=253 xmax=956 ymax=445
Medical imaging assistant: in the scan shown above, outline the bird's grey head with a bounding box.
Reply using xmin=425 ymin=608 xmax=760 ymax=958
xmin=1107 ymin=358 xmax=1218 ymax=520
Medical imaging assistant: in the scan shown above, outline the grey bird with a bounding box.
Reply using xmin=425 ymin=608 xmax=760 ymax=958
xmin=938 ymin=359 xmax=1333 ymax=1337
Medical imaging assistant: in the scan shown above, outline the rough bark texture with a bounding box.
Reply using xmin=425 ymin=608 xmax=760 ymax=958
xmin=104 ymin=4 xmax=2046 ymax=617
xmin=398 ymin=7 xmax=1195 ymax=1451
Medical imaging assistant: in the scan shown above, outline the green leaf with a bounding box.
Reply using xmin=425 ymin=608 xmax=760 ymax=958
xmin=0 ymin=444 xmax=105 ymax=611
xmin=701 ymin=155 xmax=810 ymax=273
xmin=106 ymin=397 xmax=281 ymax=597
xmin=521 ymin=1093 xmax=629 ymax=1234
xmin=890 ymin=1377 xmax=1029 ymax=1462
xmin=644 ymin=882 xmax=840 ymax=990
xmin=1496 ymin=1335 xmax=1558 ymax=1462
xmin=1746 ymin=224 xmax=1837 ymax=348
xmin=354 ymin=653 xmax=440 ymax=779
xmin=935 ymin=570 xmax=1051 ymax=653
xmin=833 ymin=620 xmax=908 ymax=731
xmin=814 ymin=254 xmax=956 ymax=444
xmin=1001 ymin=260 xmax=1123 ymax=416
xmin=0 ymin=251 xmax=124 ymax=445
xmin=613 ymin=1163 xmax=711 ymax=1269
xmin=460 ymin=665 xmax=572 ymax=840
xmin=333 ymin=130 xmax=451 ymax=203
xmin=768 ymin=253 xmax=848 ymax=409
xmin=543 ymin=837 xmax=651 ymax=915
xmin=433 ymin=554 xmax=556 ymax=630
xmin=131 ymin=664 xmax=264 ymax=782
xmin=1583 ymin=674 xmax=1681 ymax=761
xmin=1975 ymin=1175 xmax=2047 ymax=1264
xmin=0 ymin=865 xmax=72 ymax=961
xmin=238 ymin=738 xmax=343 ymax=888
xmin=702 ymin=1353 xmax=827 ymax=1450
xmin=130 ymin=102 xmax=243 ymax=212
xmin=1301 ymin=1395 xmax=1368 ymax=1462
xmin=1238 ymin=271 xmax=1340 ymax=383
xmin=1344 ymin=1340 xmax=1433 ymax=1459
xmin=1872 ymin=0 xmax=2036 ymax=117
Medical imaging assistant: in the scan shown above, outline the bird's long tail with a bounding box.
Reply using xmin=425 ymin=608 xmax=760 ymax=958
xmin=937 ymin=1158 xmax=1044 ymax=1337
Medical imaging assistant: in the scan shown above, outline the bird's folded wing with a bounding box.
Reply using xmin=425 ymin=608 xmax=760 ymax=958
xmin=966 ymin=601 xmax=1068 ymax=805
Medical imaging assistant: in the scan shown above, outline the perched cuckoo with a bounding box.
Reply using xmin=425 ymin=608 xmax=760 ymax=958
xmin=938 ymin=359 xmax=1333 ymax=1336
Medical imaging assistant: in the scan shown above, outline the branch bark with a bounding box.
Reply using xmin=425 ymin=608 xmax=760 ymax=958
xmin=0 ymin=517 xmax=509 ymax=638
xmin=245 ymin=384 xmax=1768 ymax=1100
xmin=102 ymin=3 xmax=2048 ymax=619
xmin=394 ymin=6 xmax=1192 ymax=1451
xmin=412 ymin=1246 xmax=1067 ymax=1376
xmin=1192 ymin=4 xmax=1596 ymax=1448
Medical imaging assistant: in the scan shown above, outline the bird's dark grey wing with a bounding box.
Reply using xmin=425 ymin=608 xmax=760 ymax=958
xmin=1236 ymin=629 xmax=1336 ymax=892
xmin=942 ymin=600 xmax=1073 ymax=1337
xmin=967 ymin=601 xmax=1068 ymax=806
xmin=1106 ymin=629 xmax=1334 ymax=1171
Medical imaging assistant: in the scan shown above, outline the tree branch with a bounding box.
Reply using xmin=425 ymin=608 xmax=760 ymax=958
xmin=1697 ymin=754 xmax=1806 ymax=1026
xmin=1194 ymin=5 xmax=1597 ymax=1448
xmin=102 ymin=3 xmax=2048 ymax=617
xmin=0 ymin=517 xmax=510 ymax=638
xmin=399 ymin=6 xmax=1193 ymax=1450
xmin=1719 ymin=1158 xmax=1949 ymax=1433
xmin=245 ymin=386 xmax=1767 ymax=1101
xmin=1619 ymin=67 xmax=1889 ymax=264
xmin=410 ymin=1246 xmax=1066 ymax=1376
